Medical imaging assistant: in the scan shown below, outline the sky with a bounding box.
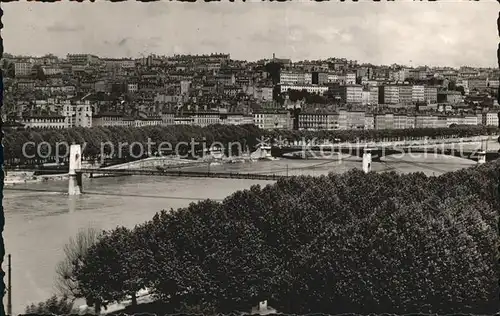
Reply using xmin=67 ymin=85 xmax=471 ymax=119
xmin=2 ymin=0 xmax=499 ymax=68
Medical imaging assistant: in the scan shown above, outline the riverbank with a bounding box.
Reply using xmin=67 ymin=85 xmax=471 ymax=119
xmin=4 ymin=172 xmax=69 ymax=186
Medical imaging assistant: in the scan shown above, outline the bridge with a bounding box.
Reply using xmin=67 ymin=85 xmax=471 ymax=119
xmin=66 ymin=141 xmax=493 ymax=195
xmin=66 ymin=144 xmax=287 ymax=195
xmin=78 ymin=168 xmax=284 ymax=181
xmin=270 ymin=144 xmax=499 ymax=163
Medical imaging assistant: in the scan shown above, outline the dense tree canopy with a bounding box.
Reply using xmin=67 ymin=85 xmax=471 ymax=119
xmin=264 ymin=62 xmax=281 ymax=85
xmin=3 ymin=125 xmax=498 ymax=166
xmin=3 ymin=124 xmax=261 ymax=166
xmin=287 ymin=89 xmax=328 ymax=104
xmin=4 ymin=124 xmax=497 ymax=167
xmin=25 ymin=295 xmax=76 ymax=315
xmin=72 ymin=161 xmax=500 ymax=314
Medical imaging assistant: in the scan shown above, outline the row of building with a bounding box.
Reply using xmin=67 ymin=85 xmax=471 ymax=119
xmin=18 ymin=105 xmax=499 ymax=131
xmin=255 ymin=110 xmax=499 ymax=130
xmin=279 ymin=69 xmax=499 ymax=90
xmin=281 ymin=84 xmax=463 ymax=105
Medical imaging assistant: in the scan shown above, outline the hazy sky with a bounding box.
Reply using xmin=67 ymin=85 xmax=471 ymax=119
xmin=2 ymin=0 xmax=499 ymax=67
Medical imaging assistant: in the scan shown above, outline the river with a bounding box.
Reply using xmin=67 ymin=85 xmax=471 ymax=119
xmin=2 ymin=139 xmax=498 ymax=315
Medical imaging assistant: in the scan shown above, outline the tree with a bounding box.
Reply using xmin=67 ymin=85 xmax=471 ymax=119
xmin=73 ymin=226 xmax=147 ymax=308
xmin=55 ymin=227 xmax=103 ymax=311
xmin=25 ymin=295 xmax=77 ymax=315
xmin=2 ymin=59 xmax=15 ymax=78
xmin=264 ymin=62 xmax=281 ymax=85
xmin=76 ymin=163 xmax=500 ymax=314
xmin=31 ymin=64 xmax=46 ymax=81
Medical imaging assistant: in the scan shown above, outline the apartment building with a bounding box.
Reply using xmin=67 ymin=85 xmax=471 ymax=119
xmin=190 ymin=112 xmax=221 ymax=127
xmin=311 ymin=72 xmax=329 ymax=85
xmin=280 ymin=71 xmax=309 ymax=85
xmin=364 ymin=114 xmax=375 ymax=130
xmin=67 ymin=54 xmax=100 ymax=65
xmin=280 ymin=84 xmax=329 ymax=94
xmin=180 ymin=80 xmax=191 ymax=95
xmin=436 ymin=116 xmax=448 ymax=128
xmin=14 ymin=61 xmax=33 ymax=77
xmin=337 ymin=110 xmax=365 ymax=129
xmin=102 ymin=58 xmax=136 ymax=69
xmin=379 ymin=85 xmax=399 ymax=104
xmin=253 ymin=111 xmax=291 ymax=129
xmin=161 ymin=112 xmax=175 ymax=125
xmin=468 ymin=78 xmax=488 ymax=92
xmin=134 ymin=117 xmax=163 ymax=127
xmin=409 ymin=68 xmax=429 ymax=80
xmin=415 ymin=114 xmax=438 ymax=128
xmin=368 ymin=86 xmax=379 ymax=105
xmin=299 ymin=113 xmax=329 ymax=130
xmin=464 ymin=114 xmax=481 ymax=125
xmin=459 ymin=68 xmax=479 ymax=78
xmin=487 ymin=79 xmax=499 ymax=89
xmin=437 ymin=91 xmax=463 ymax=104
xmin=375 ymin=114 xmax=395 ymax=130
xmin=362 ymin=86 xmax=379 ymax=105
xmin=63 ymin=100 xmax=93 ymax=128
xmin=327 ymin=112 xmax=340 ymax=130
xmin=446 ymin=114 xmax=481 ymax=127
xmin=446 ymin=116 xmax=460 ymax=126
xmin=337 ymin=110 xmax=348 ymax=130
xmin=41 ymin=66 xmax=63 ymax=76
xmin=328 ymin=85 xmax=363 ymax=104
xmin=412 ymin=85 xmax=425 ymax=102
xmin=327 ymin=73 xmax=345 ymax=83
xmin=216 ymin=73 xmax=236 ymax=86
xmin=393 ymin=114 xmax=409 ymax=129
xmin=127 ymin=83 xmax=138 ymax=93
xmin=221 ymin=113 xmax=255 ymax=125
xmin=304 ymin=73 xmax=312 ymax=85
xmin=398 ymin=85 xmax=413 ymax=104
xmin=22 ymin=115 xmax=67 ymax=129
xmin=92 ymin=113 xmax=135 ymax=127
xmin=347 ymin=110 xmax=366 ymax=129
xmin=483 ymin=112 xmax=499 ymax=126
xmin=362 ymin=91 xmax=370 ymax=105
xmin=363 ymin=79 xmax=381 ymax=87
xmin=253 ymin=86 xmax=273 ymax=101
xmin=406 ymin=115 xmax=416 ymax=128
xmin=424 ymin=86 xmax=438 ymax=103
xmin=356 ymin=67 xmax=371 ymax=79
xmin=390 ymin=69 xmax=408 ymax=83
xmin=345 ymin=73 xmax=356 ymax=85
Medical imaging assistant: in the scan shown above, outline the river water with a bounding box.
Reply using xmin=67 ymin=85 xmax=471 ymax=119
xmin=3 ymin=139 xmax=498 ymax=315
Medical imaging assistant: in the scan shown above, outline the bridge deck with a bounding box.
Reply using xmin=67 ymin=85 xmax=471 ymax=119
xmin=77 ymin=168 xmax=285 ymax=181
xmin=271 ymin=145 xmax=499 ymax=162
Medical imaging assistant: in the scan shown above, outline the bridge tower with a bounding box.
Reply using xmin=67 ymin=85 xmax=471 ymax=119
xmin=478 ymin=151 xmax=486 ymax=164
xmin=477 ymin=139 xmax=487 ymax=164
xmin=362 ymin=148 xmax=372 ymax=173
xmin=68 ymin=144 xmax=83 ymax=195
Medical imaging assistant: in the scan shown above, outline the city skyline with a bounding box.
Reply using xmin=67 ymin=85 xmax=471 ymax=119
xmin=3 ymin=1 xmax=499 ymax=68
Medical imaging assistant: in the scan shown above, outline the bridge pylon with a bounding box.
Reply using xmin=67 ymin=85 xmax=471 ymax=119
xmin=478 ymin=151 xmax=486 ymax=164
xmin=362 ymin=148 xmax=373 ymax=173
xmin=68 ymin=144 xmax=83 ymax=195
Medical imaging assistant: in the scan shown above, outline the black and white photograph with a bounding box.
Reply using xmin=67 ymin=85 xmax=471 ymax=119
xmin=1 ymin=1 xmax=500 ymax=315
